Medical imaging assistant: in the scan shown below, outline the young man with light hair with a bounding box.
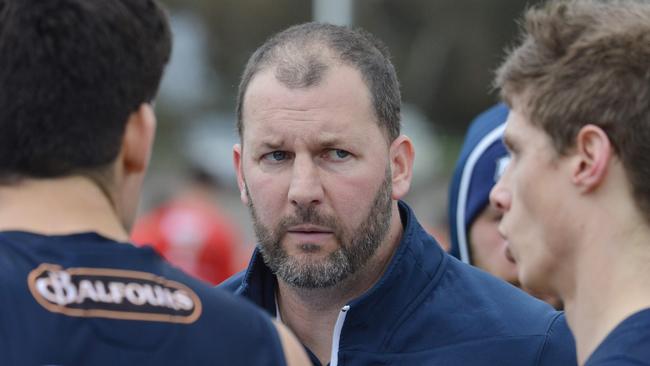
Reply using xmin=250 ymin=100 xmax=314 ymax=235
xmin=492 ymin=0 xmax=650 ymax=364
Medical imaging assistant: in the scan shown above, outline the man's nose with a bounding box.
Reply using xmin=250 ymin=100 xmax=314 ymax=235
xmin=287 ymin=156 xmax=324 ymax=208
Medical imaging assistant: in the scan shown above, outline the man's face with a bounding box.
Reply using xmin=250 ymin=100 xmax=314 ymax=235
xmin=235 ymin=65 xmax=394 ymax=289
xmin=469 ymin=204 xmax=519 ymax=286
xmin=490 ymin=108 xmax=575 ymax=297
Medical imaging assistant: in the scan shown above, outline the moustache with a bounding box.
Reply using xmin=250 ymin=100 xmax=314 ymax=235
xmin=274 ymin=206 xmax=342 ymax=238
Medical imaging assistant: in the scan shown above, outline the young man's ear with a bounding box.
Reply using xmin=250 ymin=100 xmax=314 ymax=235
xmin=114 ymin=103 xmax=156 ymax=233
xmin=389 ymin=135 xmax=415 ymax=200
xmin=121 ymin=103 xmax=156 ymax=174
xmin=572 ymin=124 xmax=613 ymax=193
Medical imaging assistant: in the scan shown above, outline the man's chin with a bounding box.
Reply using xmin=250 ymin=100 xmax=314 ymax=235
xmin=273 ymin=256 xmax=351 ymax=289
xmin=281 ymin=237 xmax=340 ymax=255
xmin=286 ymin=250 xmax=335 ymax=264
xmin=521 ymin=278 xmax=555 ymax=300
xmin=507 ymin=278 xmax=521 ymax=288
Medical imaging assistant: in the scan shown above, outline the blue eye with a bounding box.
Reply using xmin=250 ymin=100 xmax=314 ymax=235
xmin=263 ymin=151 xmax=289 ymax=162
xmin=335 ymin=150 xmax=349 ymax=159
xmin=326 ymin=149 xmax=351 ymax=161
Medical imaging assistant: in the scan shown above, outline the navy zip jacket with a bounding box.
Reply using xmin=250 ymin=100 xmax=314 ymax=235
xmin=220 ymin=201 xmax=577 ymax=365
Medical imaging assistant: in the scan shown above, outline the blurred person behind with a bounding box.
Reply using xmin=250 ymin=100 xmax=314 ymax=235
xmin=448 ymin=103 xmax=562 ymax=308
xmin=492 ymin=0 xmax=650 ymax=364
xmin=0 ymin=0 xmax=309 ymax=364
xmin=132 ymin=164 xmax=244 ymax=285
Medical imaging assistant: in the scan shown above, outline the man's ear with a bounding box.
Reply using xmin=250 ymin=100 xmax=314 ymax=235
xmin=233 ymin=143 xmax=248 ymax=205
xmin=572 ymin=124 xmax=613 ymax=193
xmin=121 ymin=103 xmax=156 ymax=174
xmin=389 ymin=135 xmax=415 ymax=200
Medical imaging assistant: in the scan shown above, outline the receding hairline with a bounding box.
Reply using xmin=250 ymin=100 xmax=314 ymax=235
xmin=242 ymin=63 xmax=380 ymax=124
xmin=239 ymin=49 xmax=385 ymax=139
xmin=236 ymin=22 xmax=402 ymax=144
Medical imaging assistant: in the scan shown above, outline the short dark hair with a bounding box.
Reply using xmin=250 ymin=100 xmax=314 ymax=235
xmin=0 ymin=0 xmax=172 ymax=182
xmin=495 ymin=0 xmax=650 ymax=223
xmin=236 ymin=22 xmax=401 ymax=142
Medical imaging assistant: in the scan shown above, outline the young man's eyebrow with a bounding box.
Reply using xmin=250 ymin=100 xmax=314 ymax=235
xmin=502 ymin=133 xmax=516 ymax=152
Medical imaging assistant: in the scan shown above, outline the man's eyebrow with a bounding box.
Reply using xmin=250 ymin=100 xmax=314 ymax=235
xmin=319 ymin=136 xmax=344 ymax=147
xmin=257 ymin=140 xmax=283 ymax=150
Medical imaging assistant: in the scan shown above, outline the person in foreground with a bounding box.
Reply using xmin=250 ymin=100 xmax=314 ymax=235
xmin=221 ymin=21 xmax=576 ymax=366
xmin=448 ymin=103 xmax=562 ymax=309
xmin=491 ymin=0 xmax=650 ymax=365
xmin=0 ymin=1 xmax=309 ymax=365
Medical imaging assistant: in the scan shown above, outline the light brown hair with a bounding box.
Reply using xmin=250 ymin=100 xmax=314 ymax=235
xmin=495 ymin=0 xmax=650 ymax=222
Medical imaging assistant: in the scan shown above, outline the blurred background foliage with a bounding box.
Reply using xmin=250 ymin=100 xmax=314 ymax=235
xmin=144 ymin=0 xmax=541 ymax=248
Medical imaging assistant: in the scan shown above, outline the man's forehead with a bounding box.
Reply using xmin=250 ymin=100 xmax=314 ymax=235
xmin=504 ymin=107 xmax=528 ymax=136
xmin=502 ymin=112 xmax=517 ymax=141
xmin=503 ymin=108 xmax=558 ymax=156
xmin=241 ymin=66 xmax=378 ymax=136
xmin=242 ymin=70 xmax=289 ymax=112
xmin=502 ymin=110 xmax=531 ymax=154
xmin=244 ymin=64 xmax=371 ymax=105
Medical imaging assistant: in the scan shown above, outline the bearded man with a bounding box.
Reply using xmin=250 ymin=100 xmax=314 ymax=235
xmin=221 ymin=22 xmax=576 ymax=366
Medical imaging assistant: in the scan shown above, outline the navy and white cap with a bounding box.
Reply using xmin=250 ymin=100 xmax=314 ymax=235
xmin=448 ymin=103 xmax=510 ymax=264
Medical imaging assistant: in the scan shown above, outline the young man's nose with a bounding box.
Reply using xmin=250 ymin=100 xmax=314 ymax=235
xmin=490 ymin=182 xmax=511 ymax=213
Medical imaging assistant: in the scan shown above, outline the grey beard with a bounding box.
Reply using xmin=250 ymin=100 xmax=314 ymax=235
xmin=247 ymin=168 xmax=393 ymax=289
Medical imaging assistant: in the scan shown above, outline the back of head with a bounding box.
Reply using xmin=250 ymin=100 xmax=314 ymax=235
xmin=236 ymin=22 xmax=402 ymax=142
xmin=448 ymin=103 xmax=509 ymax=263
xmin=495 ymin=0 xmax=650 ymax=223
xmin=0 ymin=0 xmax=171 ymax=183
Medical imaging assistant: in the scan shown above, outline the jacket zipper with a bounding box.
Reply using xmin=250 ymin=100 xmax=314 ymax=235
xmin=329 ymin=305 xmax=350 ymax=366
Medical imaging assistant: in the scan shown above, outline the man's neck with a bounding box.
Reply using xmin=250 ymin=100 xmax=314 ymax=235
xmin=564 ymin=222 xmax=650 ymax=365
xmin=275 ymin=207 xmax=404 ymax=365
xmin=0 ymin=176 xmax=128 ymax=241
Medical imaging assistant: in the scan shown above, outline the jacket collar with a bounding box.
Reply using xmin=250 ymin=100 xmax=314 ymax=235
xmin=235 ymin=200 xmax=448 ymax=348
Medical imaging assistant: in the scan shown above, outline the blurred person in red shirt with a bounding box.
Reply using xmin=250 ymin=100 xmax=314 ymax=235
xmin=132 ymin=166 xmax=243 ymax=285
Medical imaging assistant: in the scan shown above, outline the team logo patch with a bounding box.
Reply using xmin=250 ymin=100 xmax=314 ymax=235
xmin=28 ymin=264 xmax=202 ymax=324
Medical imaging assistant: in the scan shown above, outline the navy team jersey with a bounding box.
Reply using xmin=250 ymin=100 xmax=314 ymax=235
xmin=586 ymin=308 xmax=650 ymax=365
xmin=0 ymin=231 xmax=287 ymax=366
